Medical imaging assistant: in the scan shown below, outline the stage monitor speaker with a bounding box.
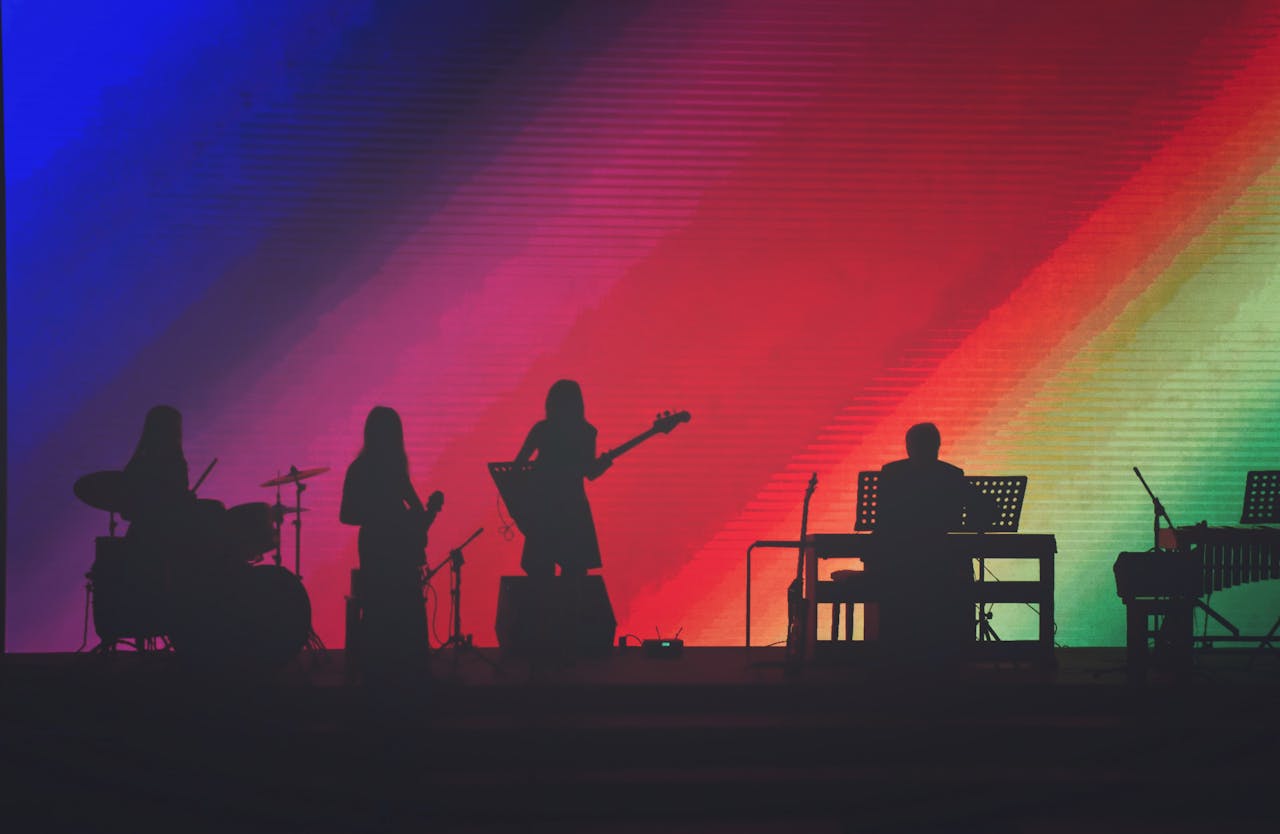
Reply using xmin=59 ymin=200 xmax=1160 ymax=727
xmin=495 ymin=575 xmax=616 ymax=655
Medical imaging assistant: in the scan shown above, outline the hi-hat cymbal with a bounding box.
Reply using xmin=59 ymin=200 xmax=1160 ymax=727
xmin=73 ymin=470 xmax=128 ymax=513
xmin=270 ymin=502 xmax=310 ymax=516
xmin=260 ymin=466 xmax=330 ymax=488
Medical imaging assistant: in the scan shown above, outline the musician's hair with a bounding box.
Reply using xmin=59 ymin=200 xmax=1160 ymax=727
xmin=545 ymin=379 xmax=586 ymax=424
xmin=132 ymin=405 xmax=183 ymax=461
xmin=360 ymin=405 xmax=409 ymax=473
xmin=905 ymin=422 xmax=941 ymax=460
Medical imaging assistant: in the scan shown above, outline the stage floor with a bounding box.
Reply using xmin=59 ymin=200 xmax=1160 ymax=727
xmin=4 ymin=647 xmax=1279 ymax=832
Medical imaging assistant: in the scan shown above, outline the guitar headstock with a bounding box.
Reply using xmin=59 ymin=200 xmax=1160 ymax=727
xmin=652 ymin=410 xmax=691 ymax=434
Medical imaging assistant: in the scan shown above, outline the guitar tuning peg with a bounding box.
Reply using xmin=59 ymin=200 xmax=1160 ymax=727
xmin=663 ymin=410 xmax=671 ymax=417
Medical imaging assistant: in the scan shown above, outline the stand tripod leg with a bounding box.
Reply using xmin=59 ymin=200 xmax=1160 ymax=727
xmin=1248 ymin=612 xmax=1280 ymax=668
xmin=1193 ymin=599 xmax=1239 ymax=638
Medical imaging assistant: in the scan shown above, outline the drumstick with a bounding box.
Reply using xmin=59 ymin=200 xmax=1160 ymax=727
xmin=192 ymin=457 xmax=218 ymax=495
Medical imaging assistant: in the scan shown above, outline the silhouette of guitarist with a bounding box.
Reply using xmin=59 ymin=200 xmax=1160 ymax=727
xmin=340 ymin=406 xmax=443 ymax=685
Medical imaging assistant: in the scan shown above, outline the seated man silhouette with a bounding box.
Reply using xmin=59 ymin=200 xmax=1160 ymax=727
xmin=873 ymin=422 xmax=996 ymax=669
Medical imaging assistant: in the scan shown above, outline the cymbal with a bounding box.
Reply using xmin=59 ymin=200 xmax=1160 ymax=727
xmin=73 ymin=470 xmax=128 ymax=513
xmin=260 ymin=466 xmax=329 ymax=488
xmin=270 ymin=503 xmax=310 ymax=516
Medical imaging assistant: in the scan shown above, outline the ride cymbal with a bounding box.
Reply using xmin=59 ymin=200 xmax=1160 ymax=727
xmin=73 ymin=470 xmax=128 ymax=513
xmin=260 ymin=467 xmax=330 ymax=488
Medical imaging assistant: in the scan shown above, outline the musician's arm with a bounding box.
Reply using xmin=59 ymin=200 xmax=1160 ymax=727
xmin=403 ymin=472 xmax=424 ymax=514
xmin=515 ymin=423 xmax=541 ymax=465
xmin=585 ymin=428 xmax=610 ymax=481
xmin=339 ymin=465 xmax=363 ymax=526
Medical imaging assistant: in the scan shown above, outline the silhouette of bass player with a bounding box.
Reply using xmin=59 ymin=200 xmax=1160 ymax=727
xmin=873 ymin=422 xmax=996 ymax=666
xmin=341 ymin=406 xmax=443 ymax=684
xmin=514 ymin=380 xmax=611 ymax=579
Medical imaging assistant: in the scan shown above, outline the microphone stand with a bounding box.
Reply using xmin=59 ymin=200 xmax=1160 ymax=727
xmin=1133 ymin=467 xmax=1175 ymax=551
xmin=423 ymin=528 xmax=496 ymax=676
xmin=1131 ymin=468 xmax=1234 ymax=668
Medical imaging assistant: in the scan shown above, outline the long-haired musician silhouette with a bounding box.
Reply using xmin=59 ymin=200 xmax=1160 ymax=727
xmin=341 ymin=406 xmax=442 ymax=683
xmin=123 ymin=405 xmax=191 ymax=528
xmin=515 ymin=380 xmax=611 ymax=579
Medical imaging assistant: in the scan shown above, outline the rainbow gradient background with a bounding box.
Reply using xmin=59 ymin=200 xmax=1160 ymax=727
xmin=7 ymin=0 xmax=1280 ymax=652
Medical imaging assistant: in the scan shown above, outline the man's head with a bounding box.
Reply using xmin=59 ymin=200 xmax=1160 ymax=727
xmin=905 ymin=422 xmax=941 ymax=461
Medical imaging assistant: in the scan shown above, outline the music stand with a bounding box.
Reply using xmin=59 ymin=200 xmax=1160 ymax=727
xmin=488 ymin=461 xmax=540 ymax=535
xmin=1241 ymin=471 xmax=1280 ymax=662
xmin=855 ymin=470 xmax=880 ymax=531
xmin=1241 ymin=470 xmax=1280 ymax=525
xmin=966 ymin=476 xmax=1027 ymax=643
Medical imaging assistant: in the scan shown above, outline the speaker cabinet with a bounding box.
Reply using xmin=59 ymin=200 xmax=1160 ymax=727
xmin=495 ymin=575 xmax=616 ymax=655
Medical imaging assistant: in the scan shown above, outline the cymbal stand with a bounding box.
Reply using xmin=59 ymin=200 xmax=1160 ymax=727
xmin=272 ymin=475 xmax=284 ymax=567
xmin=288 ymin=465 xmax=306 ymax=579
xmin=423 ymin=527 xmax=495 ymax=676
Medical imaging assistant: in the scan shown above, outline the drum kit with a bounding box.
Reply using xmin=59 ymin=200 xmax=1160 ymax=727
xmin=74 ymin=463 xmax=331 ymax=671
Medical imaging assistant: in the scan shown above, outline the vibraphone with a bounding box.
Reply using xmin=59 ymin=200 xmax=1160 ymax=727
xmin=1114 ymin=524 xmax=1280 ymax=680
xmin=1156 ymin=524 xmax=1280 ymax=593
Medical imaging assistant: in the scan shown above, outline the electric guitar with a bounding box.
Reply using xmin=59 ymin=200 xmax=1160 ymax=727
xmin=409 ymin=489 xmax=445 ymax=560
xmin=785 ymin=473 xmax=818 ymax=669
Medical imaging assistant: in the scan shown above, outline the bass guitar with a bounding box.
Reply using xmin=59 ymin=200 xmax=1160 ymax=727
xmin=595 ymin=410 xmax=692 ymax=474
xmin=489 ymin=409 xmax=691 ymax=532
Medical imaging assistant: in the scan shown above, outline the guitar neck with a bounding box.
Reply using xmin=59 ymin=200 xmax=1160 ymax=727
xmin=602 ymin=428 xmax=659 ymax=463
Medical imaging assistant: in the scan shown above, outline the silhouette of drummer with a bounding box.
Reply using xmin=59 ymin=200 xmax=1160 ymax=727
xmin=515 ymin=380 xmax=611 ymax=579
xmin=111 ymin=405 xmax=196 ymax=635
xmin=341 ymin=406 xmax=443 ymax=686
xmin=121 ymin=406 xmax=197 ymax=570
xmin=123 ymin=405 xmax=192 ymax=528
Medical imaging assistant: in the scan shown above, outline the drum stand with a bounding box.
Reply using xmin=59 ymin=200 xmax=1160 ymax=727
xmin=423 ymin=528 xmax=496 ymax=676
xmin=271 ymin=477 xmax=285 ymax=568
xmin=288 ymin=466 xmax=307 ymax=579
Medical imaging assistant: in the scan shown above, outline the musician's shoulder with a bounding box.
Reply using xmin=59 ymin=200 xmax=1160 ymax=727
xmin=880 ymin=458 xmax=909 ymax=475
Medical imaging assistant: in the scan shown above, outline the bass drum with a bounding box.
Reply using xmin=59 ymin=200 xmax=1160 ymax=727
xmin=170 ymin=565 xmax=312 ymax=672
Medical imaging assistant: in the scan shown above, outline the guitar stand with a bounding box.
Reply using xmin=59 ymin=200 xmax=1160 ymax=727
xmin=424 ymin=528 xmax=498 ymax=678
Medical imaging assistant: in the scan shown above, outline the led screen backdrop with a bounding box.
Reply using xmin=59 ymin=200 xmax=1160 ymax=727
xmin=7 ymin=0 xmax=1280 ymax=652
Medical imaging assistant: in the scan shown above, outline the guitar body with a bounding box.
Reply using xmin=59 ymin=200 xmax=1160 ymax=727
xmin=396 ymin=489 xmax=443 ymax=565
